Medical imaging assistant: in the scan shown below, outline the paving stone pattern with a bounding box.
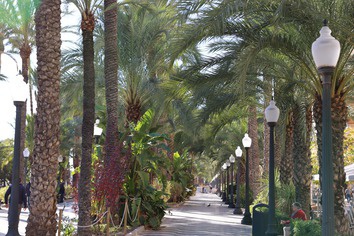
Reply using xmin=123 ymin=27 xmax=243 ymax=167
xmin=139 ymin=192 xmax=252 ymax=236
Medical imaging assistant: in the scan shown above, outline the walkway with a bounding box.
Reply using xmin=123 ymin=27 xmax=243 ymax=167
xmin=138 ymin=192 xmax=252 ymax=236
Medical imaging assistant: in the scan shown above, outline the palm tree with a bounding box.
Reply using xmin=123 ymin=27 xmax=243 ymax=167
xmin=292 ymin=102 xmax=312 ymax=218
xmin=25 ymin=0 xmax=61 ymax=234
xmin=117 ymin=1 xmax=179 ymax=124
xmin=248 ymin=105 xmax=261 ymax=196
xmin=104 ymin=0 xmax=120 ymax=167
xmin=280 ymin=110 xmax=294 ymax=185
xmin=65 ymin=0 xmax=101 ymax=234
xmin=0 ymin=0 xmax=38 ymax=187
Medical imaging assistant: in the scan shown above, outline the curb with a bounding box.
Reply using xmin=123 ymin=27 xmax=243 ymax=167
xmin=126 ymin=225 xmax=145 ymax=236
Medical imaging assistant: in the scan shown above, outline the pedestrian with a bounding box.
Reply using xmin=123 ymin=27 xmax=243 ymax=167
xmin=26 ymin=182 xmax=31 ymax=208
xmin=281 ymin=202 xmax=307 ymax=236
xmin=4 ymin=179 xmax=27 ymax=216
xmin=345 ymin=188 xmax=351 ymax=203
xmin=58 ymin=182 xmax=65 ymax=203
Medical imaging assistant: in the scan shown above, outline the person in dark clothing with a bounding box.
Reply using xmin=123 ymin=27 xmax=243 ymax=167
xmin=26 ymin=182 xmax=31 ymax=208
xmin=4 ymin=180 xmax=27 ymax=213
xmin=58 ymin=182 xmax=65 ymax=203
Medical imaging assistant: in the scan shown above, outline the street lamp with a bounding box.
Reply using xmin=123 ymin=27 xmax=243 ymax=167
xmin=23 ymin=148 xmax=30 ymax=187
xmin=222 ymin=163 xmax=227 ymax=202
xmin=265 ymin=100 xmax=280 ymax=236
xmin=23 ymin=148 xmax=30 ymax=208
xmin=58 ymin=155 xmax=64 ymax=184
xmin=234 ymin=146 xmax=243 ymax=215
xmin=7 ymin=76 xmax=28 ymax=236
xmin=311 ymin=20 xmax=340 ymax=236
xmin=241 ymin=134 xmax=252 ymax=225
xmin=225 ymin=160 xmax=231 ymax=204
xmin=228 ymin=155 xmax=236 ymax=208
xmin=219 ymin=167 xmax=224 ymax=198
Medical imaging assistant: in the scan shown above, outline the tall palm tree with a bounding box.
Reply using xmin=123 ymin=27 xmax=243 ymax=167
xmin=292 ymin=102 xmax=312 ymax=218
xmin=280 ymin=110 xmax=294 ymax=185
xmin=26 ymin=0 xmax=61 ymax=234
xmin=248 ymin=105 xmax=261 ymax=196
xmin=65 ymin=0 xmax=101 ymax=234
xmin=117 ymin=1 xmax=178 ymax=124
xmin=104 ymin=0 xmax=120 ymax=166
xmin=0 ymin=0 xmax=38 ymax=186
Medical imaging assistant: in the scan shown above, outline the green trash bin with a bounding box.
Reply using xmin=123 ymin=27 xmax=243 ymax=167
xmin=252 ymin=203 xmax=269 ymax=236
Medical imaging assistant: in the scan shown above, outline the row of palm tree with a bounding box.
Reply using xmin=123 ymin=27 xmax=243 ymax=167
xmin=170 ymin=0 xmax=353 ymax=234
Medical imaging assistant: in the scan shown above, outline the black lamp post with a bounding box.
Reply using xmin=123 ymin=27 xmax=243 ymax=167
xmin=311 ymin=20 xmax=340 ymax=236
xmin=23 ymin=148 xmax=30 ymax=208
xmin=219 ymin=168 xmax=223 ymax=198
xmin=228 ymin=155 xmax=236 ymax=208
xmin=225 ymin=160 xmax=231 ymax=204
xmin=23 ymin=148 xmax=30 ymax=186
xmin=241 ymin=134 xmax=252 ymax=225
xmin=265 ymin=100 xmax=280 ymax=236
xmin=7 ymin=77 xmax=27 ymax=236
xmin=221 ymin=164 xmax=227 ymax=202
xmin=234 ymin=146 xmax=243 ymax=215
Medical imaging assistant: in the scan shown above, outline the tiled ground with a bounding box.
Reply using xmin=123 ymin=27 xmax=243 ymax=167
xmin=138 ymin=192 xmax=252 ymax=236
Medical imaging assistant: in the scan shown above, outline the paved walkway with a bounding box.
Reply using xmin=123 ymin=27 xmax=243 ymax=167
xmin=0 ymin=201 xmax=77 ymax=236
xmin=138 ymin=192 xmax=252 ymax=236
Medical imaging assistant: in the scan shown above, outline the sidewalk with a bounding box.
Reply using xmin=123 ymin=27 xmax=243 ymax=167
xmin=0 ymin=201 xmax=77 ymax=236
xmin=138 ymin=192 xmax=252 ymax=236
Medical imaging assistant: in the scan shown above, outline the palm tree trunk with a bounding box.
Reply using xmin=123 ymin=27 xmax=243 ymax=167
xmin=274 ymin=128 xmax=282 ymax=169
xmin=292 ymin=103 xmax=312 ymax=219
xmin=20 ymin=42 xmax=31 ymax=197
xmin=78 ymin=10 xmax=95 ymax=236
xmin=332 ymin=94 xmax=349 ymax=234
xmin=248 ymin=105 xmax=260 ymax=196
xmin=104 ymin=0 xmax=120 ymax=161
xmin=26 ymin=0 xmax=61 ymax=234
xmin=263 ymin=111 xmax=270 ymax=176
xmin=314 ymin=94 xmax=349 ymax=234
xmin=280 ymin=111 xmax=294 ymax=185
xmin=20 ymin=42 xmax=31 ymax=83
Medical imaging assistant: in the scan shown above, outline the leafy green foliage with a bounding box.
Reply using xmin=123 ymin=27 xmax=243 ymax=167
xmin=251 ymin=169 xmax=295 ymax=216
xmin=124 ymin=110 xmax=169 ymax=229
xmin=291 ymin=219 xmax=321 ymax=236
xmin=0 ymin=186 xmax=7 ymax=203
xmin=344 ymin=128 xmax=354 ymax=166
xmin=0 ymin=139 xmax=13 ymax=183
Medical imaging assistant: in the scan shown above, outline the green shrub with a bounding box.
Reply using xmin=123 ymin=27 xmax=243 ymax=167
xmin=65 ymin=184 xmax=74 ymax=199
xmin=291 ymin=219 xmax=321 ymax=236
xmin=139 ymin=186 xmax=167 ymax=230
xmin=0 ymin=187 xmax=7 ymax=203
xmin=169 ymin=181 xmax=183 ymax=203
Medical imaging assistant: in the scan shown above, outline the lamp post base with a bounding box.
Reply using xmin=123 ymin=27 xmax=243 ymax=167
xmin=265 ymin=224 xmax=278 ymax=236
xmin=222 ymin=191 xmax=227 ymax=202
xmin=233 ymin=207 xmax=243 ymax=215
xmin=241 ymin=213 xmax=252 ymax=225
xmin=6 ymin=230 xmax=20 ymax=236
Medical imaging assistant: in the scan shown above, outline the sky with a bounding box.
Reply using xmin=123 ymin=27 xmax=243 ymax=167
xmin=0 ymin=3 xmax=80 ymax=141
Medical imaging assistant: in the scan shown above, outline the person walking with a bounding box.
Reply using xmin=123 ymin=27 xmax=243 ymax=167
xmin=345 ymin=188 xmax=351 ymax=203
xmin=26 ymin=182 xmax=31 ymax=208
xmin=58 ymin=182 xmax=65 ymax=203
xmin=4 ymin=179 xmax=27 ymax=216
